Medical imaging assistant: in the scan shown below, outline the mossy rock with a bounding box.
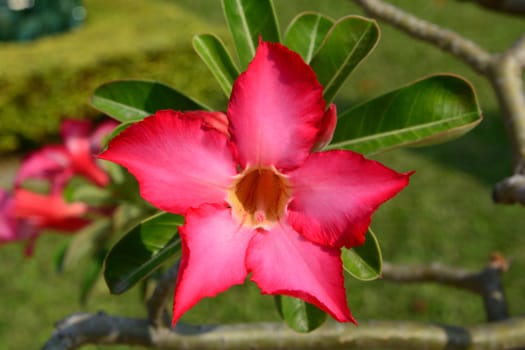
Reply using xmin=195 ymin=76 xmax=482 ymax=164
xmin=0 ymin=0 xmax=227 ymax=155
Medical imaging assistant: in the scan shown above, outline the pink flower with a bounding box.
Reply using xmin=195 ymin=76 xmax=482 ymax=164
xmin=13 ymin=189 xmax=89 ymax=232
xmin=100 ymin=41 xmax=411 ymax=325
xmin=16 ymin=119 xmax=117 ymax=191
xmin=0 ymin=188 xmax=89 ymax=256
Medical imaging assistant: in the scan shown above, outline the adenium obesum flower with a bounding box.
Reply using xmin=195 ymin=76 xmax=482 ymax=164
xmin=16 ymin=119 xmax=116 ymax=191
xmin=100 ymin=41 xmax=411 ymax=325
xmin=0 ymin=188 xmax=89 ymax=256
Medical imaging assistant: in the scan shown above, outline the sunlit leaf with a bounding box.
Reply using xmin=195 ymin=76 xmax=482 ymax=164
xmin=222 ymin=0 xmax=280 ymax=69
xmin=328 ymin=75 xmax=482 ymax=155
xmin=193 ymin=34 xmax=239 ymax=97
xmin=310 ymin=16 xmax=379 ymax=103
xmin=274 ymin=295 xmax=327 ymax=332
xmin=104 ymin=212 xmax=184 ymax=294
xmin=341 ymin=228 xmax=382 ymax=281
xmin=284 ymin=12 xmax=334 ymax=63
xmin=91 ymin=80 xmax=209 ymax=122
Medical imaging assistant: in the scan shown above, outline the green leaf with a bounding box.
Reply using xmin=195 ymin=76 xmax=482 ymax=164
xmin=67 ymin=182 xmax=115 ymax=207
xmin=328 ymin=75 xmax=483 ymax=155
xmin=193 ymin=34 xmax=240 ymax=97
xmin=57 ymin=219 xmax=113 ymax=272
xmin=310 ymin=16 xmax=379 ymax=104
xmin=341 ymin=228 xmax=382 ymax=281
xmin=104 ymin=212 xmax=184 ymax=294
xmin=222 ymin=0 xmax=280 ymax=70
xmin=274 ymin=295 xmax=327 ymax=333
xmin=104 ymin=121 xmax=133 ymax=148
xmin=284 ymin=12 xmax=334 ymax=64
xmin=91 ymin=80 xmax=209 ymax=122
xmin=112 ymin=202 xmax=156 ymax=235
xmin=80 ymin=251 xmax=106 ymax=304
xmin=54 ymin=241 xmax=69 ymax=273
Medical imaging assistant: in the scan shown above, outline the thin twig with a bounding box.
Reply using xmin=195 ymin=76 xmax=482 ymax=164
xmin=42 ymin=313 xmax=525 ymax=350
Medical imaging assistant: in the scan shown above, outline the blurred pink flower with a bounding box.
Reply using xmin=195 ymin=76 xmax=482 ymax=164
xmin=101 ymin=41 xmax=411 ymax=325
xmin=0 ymin=188 xmax=89 ymax=256
xmin=16 ymin=119 xmax=117 ymax=191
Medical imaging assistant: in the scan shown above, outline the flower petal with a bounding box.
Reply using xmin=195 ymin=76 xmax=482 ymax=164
xmin=61 ymin=119 xmax=91 ymax=140
xmin=60 ymin=119 xmax=110 ymax=186
xmin=67 ymin=137 xmax=109 ymax=187
xmin=173 ymin=204 xmax=255 ymax=325
xmin=287 ymin=151 xmax=412 ymax=248
xmin=13 ymin=189 xmax=89 ymax=231
xmin=15 ymin=145 xmax=72 ymax=192
xmin=99 ymin=110 xmax=237 ymax=214
xmin=311 ymin=103 xmax=337 ymax=152
xmin=228 ymin=41 xmax=325 ymax=170
xmin=184 ymin=111 xmax=230 ymax=137
xmin=246 ymin=222 xmax=354 ymax=323
xmin=90 ymin=120 xmax=118 ymax=153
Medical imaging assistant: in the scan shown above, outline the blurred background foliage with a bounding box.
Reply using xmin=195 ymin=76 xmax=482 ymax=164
xmin=1 ymin=0 xmax=524 ymax=349
xmin=0 ymin=0 xmax=86 ymax=42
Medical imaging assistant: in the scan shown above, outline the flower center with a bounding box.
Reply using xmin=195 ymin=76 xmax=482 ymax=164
xmin=227 ymin=167 xmax=291 ymax=229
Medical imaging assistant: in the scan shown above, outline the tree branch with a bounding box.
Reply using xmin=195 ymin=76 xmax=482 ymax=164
xmin=458 ymin=0 xmax=525 ymax=16
xmin=490 ymin=34 xmax=525 ymax=203
xmin=509 ymin=33 xmax=525 ymax=66
xmin=493 ymin=174 xmax=525 ymax=204
xmin=353 ymin=0 xmax=525 ymax=205
xmin=42 ymin=313 xmax=525 ymax=350
xmin=382 ymin=262 xmax=483 ymax=293
xmin=352 ymin=0 xmax=492 ymax=74
xmin=382 ymin=253 xmax=510 ymax=321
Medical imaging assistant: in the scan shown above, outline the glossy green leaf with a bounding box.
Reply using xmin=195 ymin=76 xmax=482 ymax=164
xmin=104 ymin=212 xmax=184 ymax=294
xmin=222 ymin=0 xmax=280 ymax=70
xmin=284 ymin=12 xmax=334 ymax=63
xmin=328 ymin=75 xmax=482 ymax=155
xmin=274 ymin=295 xmax=327 ymax=332
xmin=341 ymin=228 xmax=382 ymax=281
xmin=91 ymin=80 xmax=209 ymax=122
xmin=310 ymin=16 xmax=379 ymax=103
xmin=193 ymin=34 xmax=240 ymax=97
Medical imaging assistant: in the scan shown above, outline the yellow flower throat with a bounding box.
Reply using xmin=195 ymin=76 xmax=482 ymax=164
xmin=227 ymin=167 xmax=291 ymax=229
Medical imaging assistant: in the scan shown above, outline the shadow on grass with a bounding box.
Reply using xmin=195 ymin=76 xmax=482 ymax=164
xmin=407 ymin=110 xmax=513 ymax=186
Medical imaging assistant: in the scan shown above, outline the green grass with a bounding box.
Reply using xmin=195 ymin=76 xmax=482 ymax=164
xmin=1 ymin=0 xmax=525 ymax=349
